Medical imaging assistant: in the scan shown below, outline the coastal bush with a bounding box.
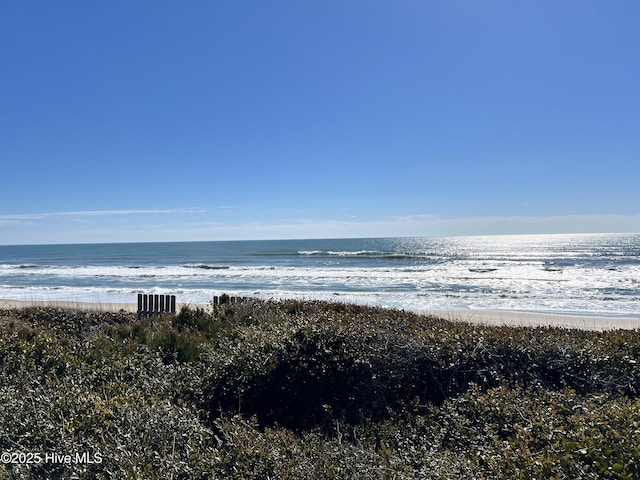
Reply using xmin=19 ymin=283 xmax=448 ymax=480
xmin=1 ymin=301 xmax=639 ymax=479
xmin=193 ymin=301 xmax=640 ymax=433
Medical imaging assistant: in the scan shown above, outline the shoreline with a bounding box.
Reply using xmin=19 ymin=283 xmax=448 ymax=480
xmin=1 ymin=298 xmax=638 ymax=331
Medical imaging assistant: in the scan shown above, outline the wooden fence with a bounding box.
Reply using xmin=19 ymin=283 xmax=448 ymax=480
xmin=137 ymin=294 xmax=176 ymax=318
xmin=212 ymin=294 xmax=249 ymax=305
xmin=136 ymin=293 xmax=252 ymax=317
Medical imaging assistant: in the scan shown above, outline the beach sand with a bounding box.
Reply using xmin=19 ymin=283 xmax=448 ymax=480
xmin=0 ymin=299 xmax=202 ymax=315
xmin=0 ymin=299 xmax=141 ymax=313
xmin=419 ymin=309 xmax=640 ymax=331
xmin=0 ymin=299 xmax=638 ymax=331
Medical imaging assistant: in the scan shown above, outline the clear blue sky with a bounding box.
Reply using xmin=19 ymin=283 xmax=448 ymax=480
xmin=1 ymin=1 xmax=639 ymax=244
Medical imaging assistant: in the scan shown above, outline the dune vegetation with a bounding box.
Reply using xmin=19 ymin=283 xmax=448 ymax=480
xmin=1 ymin=300 xmax=639 ymax=479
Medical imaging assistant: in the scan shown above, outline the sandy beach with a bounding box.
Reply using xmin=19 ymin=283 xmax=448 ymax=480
xmin=0 ymin=299 xmax=203 ymax=315
xmin=420 ymin=309 xmax=640 ymax=331
xmin=1 ymin=298 xmax=637 ymax=331
xmin=0 ymin=299 xmax=141 ymax=313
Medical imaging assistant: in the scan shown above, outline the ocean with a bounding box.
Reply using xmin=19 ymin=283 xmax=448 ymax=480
xmin=0 ymin=233 xmax=638 ymax=316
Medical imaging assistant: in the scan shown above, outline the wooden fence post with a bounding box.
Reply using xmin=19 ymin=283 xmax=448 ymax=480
xmin=137 ymin=294 xmax=177 ymax=318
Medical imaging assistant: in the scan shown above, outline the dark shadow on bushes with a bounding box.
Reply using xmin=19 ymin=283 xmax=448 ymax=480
xmin=204 ymin=331 xmax=487 ymax=433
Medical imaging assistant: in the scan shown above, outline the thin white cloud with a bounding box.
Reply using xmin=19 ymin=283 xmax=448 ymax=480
xmin=383 ymin=213 xmax=640 ymax=236
xmin=135 ymin=213 xmax=640 ymax=241
xmin=2 ymin=212 xmax=639 ymax=245
xmin=0 ymin=208 xmax=206 ymax=221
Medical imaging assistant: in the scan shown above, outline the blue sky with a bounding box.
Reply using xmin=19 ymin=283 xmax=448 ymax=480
xmin=1 ymin=1 xmax=639 ymax=244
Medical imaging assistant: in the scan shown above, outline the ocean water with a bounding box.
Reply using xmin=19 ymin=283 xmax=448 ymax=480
xmin=0 ymin=234 xmax=638 ymax=316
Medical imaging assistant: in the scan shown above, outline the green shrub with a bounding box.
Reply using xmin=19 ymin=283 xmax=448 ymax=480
xmin=173 ymin=306 xmax=211 ymax=333
xmin=1 ymin=302 xmax=639 ymax=479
